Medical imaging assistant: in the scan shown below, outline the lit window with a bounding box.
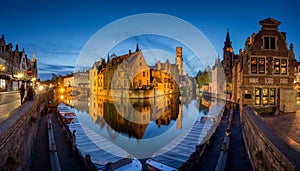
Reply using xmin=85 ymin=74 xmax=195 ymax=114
xmin=255 ymin=88 xmax=261 ymax=105
xmin=255 ymin=88 xmax=276 ymax=105
xmin=281 ymin=59 xmax=287 ymax=75
xmin=251 ymin=57 xmax=257 ymax=74
xmin=274 ymin=58 xmax=288 ymax=75
xmin=263 ymin=88 xmax=269 ymax=105
xmin=259 ymin=58 xmax=265 ymax=74
xmin=251 ymin=57 xmax=265 ymax=74
xmin=274 ymin=59 xmax=280 ymax=74
xmin=270 ymin=88 xmax=275 ymax=105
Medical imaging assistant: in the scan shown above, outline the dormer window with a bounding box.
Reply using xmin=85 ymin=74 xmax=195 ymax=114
xmin=264 ymin=37 xmax=276 ymax=50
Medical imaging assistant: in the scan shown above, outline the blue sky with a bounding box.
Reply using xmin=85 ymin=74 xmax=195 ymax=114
xmin=1 ymin=0 xmax=299 ymax=80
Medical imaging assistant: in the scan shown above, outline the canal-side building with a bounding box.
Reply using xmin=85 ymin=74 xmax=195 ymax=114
xmin=0 ymin=35 xmax=38 ymax=91
xmin=152 ymin=59 xmax=179 ymax=94
xmin=73 ymin=70 xmax=89 ymax=88
xmin=232 ymin=18 xmax=296 ymax=112
xmin=90 ymin=46 xmax=184 ymax=96
xmin=100 ymin=49 xmax=151 ymax=92
xmin=63 ymin=74 xmax=73 ymax=87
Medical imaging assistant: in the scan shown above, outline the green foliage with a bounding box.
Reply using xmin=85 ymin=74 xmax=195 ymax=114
xmin=195 ymin=70 xmax=211 ymax=88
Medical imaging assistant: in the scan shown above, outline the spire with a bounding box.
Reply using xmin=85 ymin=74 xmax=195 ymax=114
xmin=224 ymin=28 xmax=232 ymax=49
xmin=107 ymin=53 xmax=110 ymax=63
xmin=135 ymin=38 xmax=140 ymax=52
xmin=0 ymin=35 xmax=5 ymax=43
xmin=33 ymin=51 xmax=37 ymax=63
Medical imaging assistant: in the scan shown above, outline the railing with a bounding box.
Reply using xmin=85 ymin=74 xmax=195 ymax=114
xmin=47 ymin=115 xmax=61 ymax=171
xmin=243 ymin=106 xmax=299 ymax=171
xmin=215 ymin=109 xmax=233 ymax=171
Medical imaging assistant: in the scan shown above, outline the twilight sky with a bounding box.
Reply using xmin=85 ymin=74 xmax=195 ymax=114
xmin=1 ymin=0 xmax=299 ymax=80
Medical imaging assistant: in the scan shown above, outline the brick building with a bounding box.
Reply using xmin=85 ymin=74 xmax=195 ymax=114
xmin=231 ymin=18 xmax=296 ymax=112
xmin=90 ymin=45 xmax=183 ymax=96
xmin=0 ymin=35 xmax=38 ymax=91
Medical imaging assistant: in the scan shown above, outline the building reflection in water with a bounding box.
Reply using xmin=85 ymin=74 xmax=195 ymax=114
xmin=88 ymin=93 xmax=182 ymax=139
xmin=201 ymin=95 xmax=218 ymax=111
xmin=55 ymin=88 xmax=211 ymax=158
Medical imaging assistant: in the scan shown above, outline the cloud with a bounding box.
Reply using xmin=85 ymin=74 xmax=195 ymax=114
xmin=38 ymin=63 xmax=75 ymax=72
xmin=38 ymin=62 xmax=75 ymax=80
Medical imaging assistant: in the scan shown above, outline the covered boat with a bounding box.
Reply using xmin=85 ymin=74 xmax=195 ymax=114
xmin=146 ymin=104 xmax=224 ymax=170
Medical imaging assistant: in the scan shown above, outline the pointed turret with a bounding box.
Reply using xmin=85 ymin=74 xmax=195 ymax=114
xmin=224 ymin=29 xmax=232 ymax=51
xmin=223 ymin=29 xmax=234 ymax=84
xmin=33 ymin=51 xmax=37 ymax=63
xmin=107 ymin=53 xmax=110 ymax=63
xmin=15 ymin=44 xmax=19 ymax=51
xmin=135 ymin=42 xmax=140 ymax=52
xmin=0 ymin=35 xmax=5 ymax=44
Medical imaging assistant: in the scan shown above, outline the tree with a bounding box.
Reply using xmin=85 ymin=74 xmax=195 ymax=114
xmin=195 ymin=69 xmax=211 ymax=88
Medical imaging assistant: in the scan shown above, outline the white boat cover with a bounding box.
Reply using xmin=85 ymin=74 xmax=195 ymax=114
xmin=68 ymin=123 xmax=136 ymax=169
xmin=58 ymin=103 xmax=141 ymax=170
xmin=150 ymin=104 xmax=224 ymax=169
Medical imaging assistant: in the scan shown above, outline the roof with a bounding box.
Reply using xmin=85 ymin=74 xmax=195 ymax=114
xmin=91 ymin=61 xmax=100 ymax=69
xmin=259 ymin=18 xmax=281 ymax=29
xmin=224 ymin=31 xmax=232 ymax=49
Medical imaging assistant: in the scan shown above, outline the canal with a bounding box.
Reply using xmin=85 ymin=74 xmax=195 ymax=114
xmin=55 ymin=87 xmax=219 ymax=161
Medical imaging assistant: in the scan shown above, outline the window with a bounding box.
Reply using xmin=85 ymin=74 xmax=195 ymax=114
xmin=270 ymin=37 xmax=276 ymax=49
xmin=143 ymin=72 xmax=145 ymax=77
xmin=264 ymin=37 xmax=276 ymax=50
xmin=259 ymin=58 xmax=265 ymax=74
xmin=281 ymin=59 xmax=287 ymax=75
xmin=274 ymin=58 xmax=288 ymax=75
xmin=270 ymin=88 xmax=275 ymax=105
xmin=251 ymin=57 xmax=265 ymax=74
xmin=255 ymin=88 xmax=276 ymax=105
xmin=264 ymin=37 xmax=269 ymax=49
xmin=255 ymin=88 xmax=261 ymax=105
xmin=262 ymin=88 xmax=269 ymax=105
xmin=251 ymin=57 xmax=257 ymax=74
xmin=139 ymin=62 xmax=142 ymax=66
xmin=274 ymin=59 xmax=280 ymax=74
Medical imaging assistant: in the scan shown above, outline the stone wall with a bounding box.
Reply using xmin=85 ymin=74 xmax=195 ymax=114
xmin=242 ymin=106 xmax=300 ymax=171
xmin=0 ymin=91 xmax=53 ymax=170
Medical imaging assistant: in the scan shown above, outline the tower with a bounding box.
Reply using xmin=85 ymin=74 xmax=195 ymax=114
xmin=32 ymin=51 xmax=38 ymax=80
xmin=176 ymin=47 xmax=183 ymax=76
xmin=223 ymin=30 xmax=234 ymax=84
xmin=136 ymin=38 xmax=140 ymax=52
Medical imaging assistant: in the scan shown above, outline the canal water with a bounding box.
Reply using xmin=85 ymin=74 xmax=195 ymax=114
xmin=56 ymin=89 xmax=218 ymax=159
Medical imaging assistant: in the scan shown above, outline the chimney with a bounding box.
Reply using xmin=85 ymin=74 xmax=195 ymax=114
xmin=129 ymin=50 xmax=131 ymax=55
xmin=251 ymin=33 xmax=256 ymax=44
xmin=239 ymin=49 xmax=243 ymax=55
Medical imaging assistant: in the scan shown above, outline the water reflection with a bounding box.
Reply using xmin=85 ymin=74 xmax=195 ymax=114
xmin=89 ymin=94 xmax=181 ymax=139
xmin=55 ymin=88 xmax=212 ymax=158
